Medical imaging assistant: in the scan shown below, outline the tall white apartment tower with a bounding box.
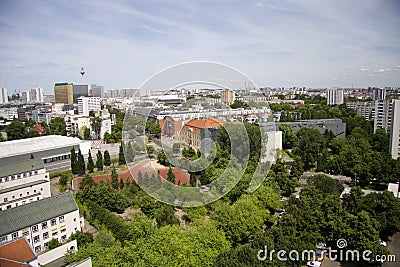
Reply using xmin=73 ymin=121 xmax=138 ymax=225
xmin=389 ymin=99 xmax=400 ymax=159
xmin=327 ymin=88 xmax=344 ymax=105
xmin=0 ymin=87 xmax=8 ymax=104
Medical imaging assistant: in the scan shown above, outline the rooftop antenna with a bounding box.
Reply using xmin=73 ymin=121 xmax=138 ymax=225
xmin=80 ymin=66 xmax=85 ymax=84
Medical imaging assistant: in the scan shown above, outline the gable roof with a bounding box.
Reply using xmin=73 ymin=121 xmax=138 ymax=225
xmin=0 ymin=158 xmax=44 ymax=178
xmin=0 ymin=237 xmax=36 ymax=264
xmin=0 ymin=192 xmax=78 ymax=237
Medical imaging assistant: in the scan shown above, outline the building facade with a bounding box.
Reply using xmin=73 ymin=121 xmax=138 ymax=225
xmin=374 ymin=100 xmax=392 ymax=132
xmin=220 ymin=90 xmax=236 ymax=104
xmin=0 ymin=192 xmax=82 ymax=254
xmin=0 ymin=87 xmax=8 ymax=104
xmin=373 ymin=87 xmax=386 ymax=101
xmin=179 ymin=118 xmax=224 ymax=151
xmin=91 ymin=84 xmax=104 ymax=98
xmin=389 ymin=99 xmax=400 ymax=159
xmin=54 ymin=83 xmax=74 ymax=104
xmin=78 ymin=96 xmax=101 ymax=116
xmin=327 ymin=88 xmax=344 ymax=105
xmin=73 ymin=85 xmax=88 ymax=103
xmin=0 ymin=158 xmax=51 ymax=211
xmin=346 ymin=101 xmax=375 ymax=121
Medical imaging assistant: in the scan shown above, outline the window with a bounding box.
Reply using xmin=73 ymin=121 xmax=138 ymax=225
xmin=34 ymin=171 xmax=38 ymax=175
xmin=41 ymin=188 xmax=43 ymax=191
xmin=61 ymin=228 xmax=66 ymax=233
xmin=51 ymin=218 xmax=57 ymax=226
xmin=44 ymin=242 xmax=49 ymax=248
xmin=12 ymin=195 xmax=15 ymax=199
xmin=23 ymin=229 xmax=29 ymax=236
xmin=34 ymin=190 xmax=36 ymax=193
xmin=73 ymin=218 xmax=77 ymax=222
xmin=61 ymin=235 xmax=67 ymax=241
xmin=37 ymin=197 xmax=40 ymax=200
xmin=32 ymin=225 xmax=39 ymax=233
xmin=33 ymin=235 xmax=40 ymax=243
xmin=15 ymin=203 xmax=18 ymax=207
xmin=11 ymin=232 xmax=18 ymax=240
xmin=6 ymin=205 xmax=11 ymax=209
xmin=52 ymin=231 xmax=58 ymax=236
xmin=43 ymin=232 xmax=49 ymax=239
xmin=59 ymin=216 xmax=65 ymax=223
xmin=35 ymin=245 xmax=41 ymax=253
xmin=3 ymin=198 xmax=8 ymax=203
xmin=42 ymin=222 xmax=48 ymax=229
xmin=20 ymin=193 xmax=22 ymax=197
xmin=27 ymin=192 xmax=29 ymax=195
xmin=0 ymin=236 xmax=8 ymax=243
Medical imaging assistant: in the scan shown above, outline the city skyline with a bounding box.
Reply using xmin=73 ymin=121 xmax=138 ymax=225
xmin=0 ymin=0 xmax=399 ymax=94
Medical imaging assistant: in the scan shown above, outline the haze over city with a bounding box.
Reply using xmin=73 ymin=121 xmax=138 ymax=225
xmin=0 ymin=0 xmax=400 ymax=94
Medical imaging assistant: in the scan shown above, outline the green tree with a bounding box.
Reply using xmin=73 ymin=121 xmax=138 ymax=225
xmin=48 ymin=238 xmax=62 ymax=250
xmin=293 ymin=127 xmax=327 ymax=170
xmin=172 ymin=143 xmax=180 ymax=154
xmin=111 ymin=168 xmax=119 ymax=190
xmin=77 ymin=149 xmax=86 ymax=175
xmin=146 ymin=145 xmax=154 ymax=158
xmin=166 ymin=166 xmax=175 ymax=184
xmin=118 ymin=142 xmax=126 ymax=165
xmin=154 ymin=205 xmax=180 ymax=227
xmin=279 ymin=124 xmax=297 ymax=149
xmin=70 ymin=148 xmax=77 ymax=174
xmin=67 ymin=231 xmax=94 ymax=248
xmin=87 ymin=150 xmax=94 ymax=173
xmin=103 ymin=150 xmax=111 ymax=167
xmin=49 ymin=117 xmax=67 ymax=135
xmin=59 ymin=173 xmax=69 ymax=187
xmin=5 ymin=120 xmax=26 ymax=140
xmin=119 ymin=178 xmax=125 ymax=190
xmin=91 ymin=117 xmax=101 ymax=139
xmin=83 ymin=126 xmax=91 ymax=140
xmin=157 ymin=149 xmax=168 ymax=166
xmin=96 ymin=150 xmax=103 ymax=171
xmin=79 ymin=174 xmax=95 ymax=191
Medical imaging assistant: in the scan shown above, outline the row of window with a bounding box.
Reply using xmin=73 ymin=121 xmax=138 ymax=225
xmin=0 ymin=170 xmax=40 ymax=183
xmin=0 ymin=197 xmax=40 ymax=211
xmin=3 ymin=189 xmax=44 ymax=203
xmin=32 ymin=216 xmax=65 ymax=232
xmin=33 ymin=228 xmax=67 ymax=243
xmin=34 ymin=235 xmax=67 ymax=253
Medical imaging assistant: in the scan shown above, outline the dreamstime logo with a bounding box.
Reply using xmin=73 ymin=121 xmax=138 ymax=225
xmin=257 ymin=238 xmax=396 ymax=263
xmin=122 ymin=62 xmax=272 ymax=207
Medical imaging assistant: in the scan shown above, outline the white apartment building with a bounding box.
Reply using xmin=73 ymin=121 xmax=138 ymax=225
xmin=346 ymin=101 xmax=375 ymax=121
xmin=100 ymin=119 xmax=112 ymax=139
xmin=0 ymin=158 xmax=51 ymax=211
xmin=389 ymin=99 xmax=400 ymax=159
xmin=327 ymin=88 xmax=344 ymax=105
xmin=0 ymin=87 xmax=8 ymax=104
xmin=0 ymin=192 xmax=82 ymax=254
xmin=78 ymin=96 xmax=101 ymax=116
xmin=374 ymin=100 xmax=392 ymax=132
xmin=0 ymin=107 xmax=18 ymax=120
xmin=25 ymin=87 xmax=44 ymax=103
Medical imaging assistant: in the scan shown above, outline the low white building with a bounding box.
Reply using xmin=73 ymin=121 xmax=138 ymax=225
xmin=0 ymin=192 xmax=83 ymax=254
xmin=100 ymin=118 xmax=112 ymax=139
xmin=0 ymin=158 xmax=51 ymax=211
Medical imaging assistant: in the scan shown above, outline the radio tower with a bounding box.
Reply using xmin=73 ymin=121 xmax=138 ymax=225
xmin=80 ymin=66 xmax=85 ymax=84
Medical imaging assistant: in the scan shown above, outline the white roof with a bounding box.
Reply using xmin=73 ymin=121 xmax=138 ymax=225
xmin=0 ymin=135 xmax=82 ymax=158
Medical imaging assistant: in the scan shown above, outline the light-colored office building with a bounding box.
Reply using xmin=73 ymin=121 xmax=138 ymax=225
xmin=78 ymin=96 xmax=101 ymax=116
xmin=346 ymin=101 xmax=375 ymax=121
xmin=25 ymin=87 xmax=44 ymax=103
xmin=327 ymin=88 xmax=344 ymax=105
xmin=91 ymin=84 xmax=104 ymax=98
xmin=389 ymin=99 xmax=400 ymax=159
xmin=0 ymin=87 xmax=8 ymax=104
xmin=220 ymin=90 xmax=236 ymax=105
xmin=54 ymin=83 xmax=74 ymax=104
xmin=0 ymin=192 xmax=82 ymax=254
xmin=374 ymin=100 xmax=392 ymax=133
xmin=0 ymin=158 xmax=51 ymax=211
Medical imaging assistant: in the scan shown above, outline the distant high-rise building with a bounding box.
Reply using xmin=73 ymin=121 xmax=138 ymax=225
xmin=0 ymin=87 xmax=8 ymax=104
xmin=72 ymin=84 xmax=88 ymax=103
xmin=374 ymin=100 xmax=392 ymax=133
xmin=78 ymin=96 xmax=101 ymax=116
xmin=389 ymin=99 xmax=400 ymax=159
xmin=346 ymin=101 xmax=375 ymax=121
xmin=91 ymin=84 xmax=104 ymax=98
xmin=25 ymin=87 xmax=44 ymax=103
xmin=220 ymin=89 xmax=236 ymax=105
xmin=108 ymin=89 xmax=119 ymax=98
xmin=54 ymin=83 xmax=73 ymax=104
xmin=327 ymin=88 xmax=344 ymax=105
xmin=373 ymin=87 xmax=386 ymax=101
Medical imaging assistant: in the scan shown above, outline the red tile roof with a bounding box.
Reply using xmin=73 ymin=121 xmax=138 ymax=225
xmin=0 ymin=237 xmax=36 ymax=266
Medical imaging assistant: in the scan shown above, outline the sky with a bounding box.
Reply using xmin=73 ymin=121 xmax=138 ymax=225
xmin=0 ymin=0 xmax=399 ymax=95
